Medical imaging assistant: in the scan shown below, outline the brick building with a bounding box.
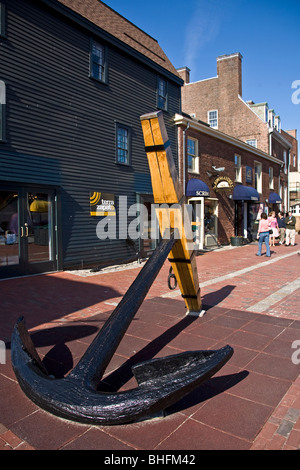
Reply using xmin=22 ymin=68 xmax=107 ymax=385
xmin=282 ymin=129 xmax=300 ymax=215
xmin=174 ymin=113 xmax=283 ymax=248
xmin=177 ymin=53 xmax=293 ymax=213
xmin=176 ymin=52 xmax=298 ymax=246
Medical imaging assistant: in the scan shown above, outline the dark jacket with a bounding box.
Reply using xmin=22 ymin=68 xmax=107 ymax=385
xmin=277 ymin=217 xmax=286 ymax=229
xmin=285 ymin=215 xmax=296 ymax=230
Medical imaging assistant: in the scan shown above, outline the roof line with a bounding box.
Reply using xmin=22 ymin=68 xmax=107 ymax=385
xmin=100 ymin=0 xmax=158 ymax=43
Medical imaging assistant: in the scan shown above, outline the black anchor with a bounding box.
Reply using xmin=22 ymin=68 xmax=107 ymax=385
xmin=11 ymin=230 xmax=233 ymax=425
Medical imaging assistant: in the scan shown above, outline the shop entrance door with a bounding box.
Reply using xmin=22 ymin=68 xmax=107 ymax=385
xmin=0 ymin=184 xmax=57 ymax=278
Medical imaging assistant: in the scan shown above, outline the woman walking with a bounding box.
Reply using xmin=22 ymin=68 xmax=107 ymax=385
xmin=256 ymin=212 xmax=271 ymax=257
xmin=268 ymin=211 xmax=279 ymax=246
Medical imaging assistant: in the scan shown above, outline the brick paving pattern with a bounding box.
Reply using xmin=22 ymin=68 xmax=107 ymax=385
xmin=0 ymin=238 xmax=299 ymax=450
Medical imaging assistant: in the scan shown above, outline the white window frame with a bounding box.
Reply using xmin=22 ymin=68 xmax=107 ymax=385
xmin=283 ymin=151 xmax=287 ymax=174
xmin=269 ymin=167 xmax=274 ymax=189
xmin=254 ymin=161 xmax=262 ymax=193
xmin=187 ymin=137 xmax=199 ymax=173
xmin=234 ymin=154 xmax=242 ymax=182
xmin=208 ymin=110 xmax=218 ymax=129
xmin=246 ymin=139 xmax=257 ymax=148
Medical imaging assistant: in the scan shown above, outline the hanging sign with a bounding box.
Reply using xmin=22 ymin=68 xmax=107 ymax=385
xmin=213 ymin=176 xmax=234 ymax=192
xmin=246 ymin=166 xmax=252 ymax=183
xmin=90 ymin=192 xmax=116 ymax=216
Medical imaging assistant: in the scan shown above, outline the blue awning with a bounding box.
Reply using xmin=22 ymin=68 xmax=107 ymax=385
xmin=232 ymin=185 xmax=260 ymax=201
xmin=186 ymin=179 xmax=210 ymax=197
xmin=268 ymin=192 xmax=282 ymax=204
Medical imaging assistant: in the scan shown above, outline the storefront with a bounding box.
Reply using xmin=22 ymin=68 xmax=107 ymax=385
xmin=267 ymin=192 xmax=282 ymax=214
xmin=232 ymin=185 xmax=260 ymax=242
xmin=186 ymin=179 xmax=213 ymax=250
xmin=0 ymin=183 xmax=59 ymax=278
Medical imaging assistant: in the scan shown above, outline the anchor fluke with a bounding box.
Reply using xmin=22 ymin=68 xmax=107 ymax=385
xmin=12 ymin=316 xmax=233 ymax=425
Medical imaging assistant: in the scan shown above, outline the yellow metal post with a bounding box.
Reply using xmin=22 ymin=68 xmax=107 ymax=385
xmin=140 ymin=111 xmax=203 ymax=315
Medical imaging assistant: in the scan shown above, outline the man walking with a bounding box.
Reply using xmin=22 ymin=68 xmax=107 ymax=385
xmin=285 ymin=210 xmax=296 ymax=246
xmin=277 ymin=211 xmax=286 ymax=244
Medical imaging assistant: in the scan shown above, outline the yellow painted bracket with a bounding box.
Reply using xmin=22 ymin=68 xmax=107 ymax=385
xmin=140 ymin=111 xmax=202 ymax=315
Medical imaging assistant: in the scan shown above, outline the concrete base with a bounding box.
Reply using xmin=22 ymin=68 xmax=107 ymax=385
xmin=186 ymin=309 xmax=206 ymax=317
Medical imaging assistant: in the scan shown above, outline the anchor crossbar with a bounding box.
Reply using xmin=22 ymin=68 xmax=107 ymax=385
xmin=140 ymin=111 xmax=202 ymax=314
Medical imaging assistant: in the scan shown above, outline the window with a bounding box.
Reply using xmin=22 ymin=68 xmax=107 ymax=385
xmin=246 ymin=139 xmax=257 ymax=148
xmin=0 ymin=80 xmax=5 ymax=141
xmin=208 ymin=110 xmax=218 ymax=129
xmin=268 ymin=110 xmax=275 ymax=128
xmin=90 ymin=40 xmax=106 ymax=82
xmin=116 ymin=124 xmax=131 ymax=165
xmin=157 ymin=77 xmax=168 ymax=111
xmin=0 ymin=2 xmax=5 ymax=37
xmin=234 ymin=154 xmax=241 ymax=182
xmin=269 ymin=167 xmax=274 ymax=189
xmin=187 ymin=138 xmax=198 ymax=173
xmin=265 ymin=105 xmax=269 ymax=123
xmin=283 ymin=151 xmax=287 ymax=174
xmin=254 ymin=162 xmax=262 ymax=193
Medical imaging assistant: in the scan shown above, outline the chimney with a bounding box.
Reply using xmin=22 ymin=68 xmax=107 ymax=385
xmin=177 ymin=67 xmax=190 ymax=84
xmin=217 ymin=53 xmax=243 ymax=97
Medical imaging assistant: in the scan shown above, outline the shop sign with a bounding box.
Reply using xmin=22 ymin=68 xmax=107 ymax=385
xmin=213 ymin=176 xmax=234 ymax=192
xmin=90 ymin=192 xmax=116 ymax=216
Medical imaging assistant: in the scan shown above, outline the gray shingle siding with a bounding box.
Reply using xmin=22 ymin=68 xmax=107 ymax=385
xmin=0 ymin=0 xmax=181 ymax=270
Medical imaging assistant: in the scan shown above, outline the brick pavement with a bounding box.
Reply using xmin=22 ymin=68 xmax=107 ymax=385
xmin=0 ymin=237 xmax=299 ymax=450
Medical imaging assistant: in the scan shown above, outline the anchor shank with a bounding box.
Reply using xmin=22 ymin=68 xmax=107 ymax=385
xmin=70 ymin=230 xmax=177 ymax=388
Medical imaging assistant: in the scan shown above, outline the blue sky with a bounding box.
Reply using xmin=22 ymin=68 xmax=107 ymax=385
xmin=104 ymin=0 xmax=300 ymax=137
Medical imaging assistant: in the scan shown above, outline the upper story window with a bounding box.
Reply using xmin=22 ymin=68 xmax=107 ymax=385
xmin=0 ymin=80 xmax=6 ymax=141
xmin=246 ymin=139 xmax=257 ymax=148
xmin=90 ymin=40 xmax=107 ymax=83
xmin=283 ymin=150 xmax=287 ymax=174
xmin=269 ymin=167 xmax=274 ymax=189
xmin=187 ymin=138 xmax=199 ymax=173
xmin=0 ymin=2 xmax=5 ymax=37
xmin=116 ymin=124 xmax=131 ymax=165
xmin=157 ymin=77 xmax=168 ymax=111
xmin=234 ymin=154 xmax=241 ymax=182
xmin=254 ymin=161 xmax=262 ymax=193
xmin=208 ymin=110 xmax=218 ymax=129
xmin=293 ymin=154 xmax=297 ymax=168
